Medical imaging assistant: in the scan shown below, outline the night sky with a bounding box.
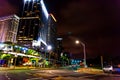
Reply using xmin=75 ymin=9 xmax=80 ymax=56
xmin=0 ymin=0 xmax=120 ymax=59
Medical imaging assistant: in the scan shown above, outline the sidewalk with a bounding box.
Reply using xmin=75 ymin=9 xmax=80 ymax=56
xmin=0 ymin=66 xmax=59 ymax=70
xmin=0 ymin=66 xmax=36 ymax=70
xmin=0 ymin=66 xmax=104 ymax=74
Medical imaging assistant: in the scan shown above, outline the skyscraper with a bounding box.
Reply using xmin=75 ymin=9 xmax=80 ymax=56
xmin=17 ymin=0 xmax=57 ymax=52
xmin=17 ymin=0 xmax=41 ymax=47
xmin=47 ymin=14 xmax=57 ymax=52
xmin=0 ymin=14 xmax=19 ymax=43
xmin=37 ymin=4 xmax=57 ymax=52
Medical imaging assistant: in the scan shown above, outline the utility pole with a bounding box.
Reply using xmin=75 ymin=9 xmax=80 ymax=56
xmin=101 ymin=56 xmax=103 ymax=69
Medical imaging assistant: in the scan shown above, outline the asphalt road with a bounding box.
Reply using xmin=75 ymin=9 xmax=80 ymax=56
xmin=0 ymin=69 xmax=120 ymax=80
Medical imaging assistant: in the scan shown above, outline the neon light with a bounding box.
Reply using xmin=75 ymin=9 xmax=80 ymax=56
xmin=50 ymin=13 xmax=57 ymax=22
xmin=40 ymin=0 xmax=49 ymax=19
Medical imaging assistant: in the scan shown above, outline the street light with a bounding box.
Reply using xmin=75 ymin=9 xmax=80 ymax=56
xmin=47 ymin=45 xmax=52 ymax=51
xmin=75 ymin=40 xmax=87 ymax=68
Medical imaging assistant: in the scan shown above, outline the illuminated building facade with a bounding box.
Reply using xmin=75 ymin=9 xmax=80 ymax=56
xmin=47 ymin=14 xmax=57 ymax=52
xmin=18 ymin=0 xmax=57 ymax=53
xmin=17 ymin=0 xmax=41 ymax=47
xmin=0 ymin=15 xmax=19 ymax=43
xmin=38 ymin=13 xmax=57 ymax=52
xmin=38 ymin=0 xmax=57 ymax=52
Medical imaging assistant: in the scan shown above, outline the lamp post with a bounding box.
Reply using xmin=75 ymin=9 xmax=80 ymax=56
xmin=75 ymin=40 xmax=87 ymax=68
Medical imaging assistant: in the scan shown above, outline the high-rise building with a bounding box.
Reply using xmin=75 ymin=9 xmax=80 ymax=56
xmin=17 ymin=0 xmax=41 ymax=47
xmin=17 ymin=0 xmax=57 ymax=52
xmin=0 ymin=15 xmax=19 ymax=43
xmin=47 ymin=14 xmax=57 ymax=51
xmin=38 ymin=13 xmax=57 ymax=52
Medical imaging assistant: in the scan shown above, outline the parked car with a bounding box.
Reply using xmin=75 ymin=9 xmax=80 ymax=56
xmin=103 ymin=65 xmax=120 ymax=73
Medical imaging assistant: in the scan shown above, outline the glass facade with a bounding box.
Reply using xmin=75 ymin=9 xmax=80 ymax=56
xmin=17 ymin=0 xmax=57 ymax=53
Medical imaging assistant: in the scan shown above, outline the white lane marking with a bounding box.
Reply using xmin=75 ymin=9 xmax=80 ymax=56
xmin=5 ymin=72 xmax=11 ymax=80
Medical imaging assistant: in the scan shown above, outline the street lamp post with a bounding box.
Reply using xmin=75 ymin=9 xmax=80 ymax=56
xmin=75 ymin=40 xmax=87 ymax=68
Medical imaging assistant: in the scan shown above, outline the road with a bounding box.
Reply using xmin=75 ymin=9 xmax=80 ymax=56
xmin=0 ymin=69 xmax=120 ymax=80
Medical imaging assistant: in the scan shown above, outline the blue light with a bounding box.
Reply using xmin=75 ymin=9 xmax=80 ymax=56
xmin=40 ymin=0 xmax=49 ymax=19
xmin=25 ymin=48 xmax=28 ymax=50
xmin=22 ymin=47 xmax=25 ymax=50
xmin=21 ymin=47 xmax=28 ymax=51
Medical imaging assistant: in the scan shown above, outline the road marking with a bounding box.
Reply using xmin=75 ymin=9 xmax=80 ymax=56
xmin=5 ymin=72 xmax=11 ymax=80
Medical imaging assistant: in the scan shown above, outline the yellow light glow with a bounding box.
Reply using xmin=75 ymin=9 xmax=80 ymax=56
xmin=50 ymin=13 xmax=57 ymax=22
xmin=75 ymin=40 xmax=80 ymax=44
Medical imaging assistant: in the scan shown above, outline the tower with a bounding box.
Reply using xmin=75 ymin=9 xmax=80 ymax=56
xmin=47 ymin=14 xmax=57 ymax=52
xmin=17 ymin=0 xmax=42 ymax=47
xmin=17 ymin=0 xmax=57 ymax=53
